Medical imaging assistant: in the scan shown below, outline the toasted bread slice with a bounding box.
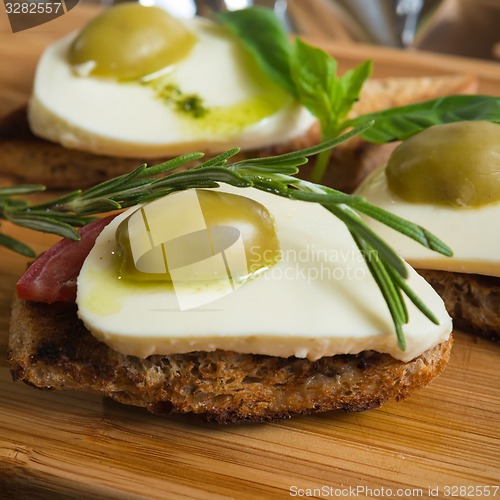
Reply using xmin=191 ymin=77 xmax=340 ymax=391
xmin=0 ymin=108 xmax=162 ymax=189
xmin=0 ymin=74 xmax=477 ymax=192
xmin=419 ymin=270 xmax=500 ymax=343
xmin=353 ymin=74 xmax=478 ymax=115
xmin=8 ymin=297 xmax=452 ymax=423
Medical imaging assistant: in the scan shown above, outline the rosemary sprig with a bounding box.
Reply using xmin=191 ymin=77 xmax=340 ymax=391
xmin=0 ymin=124 xmax=452 ymax=350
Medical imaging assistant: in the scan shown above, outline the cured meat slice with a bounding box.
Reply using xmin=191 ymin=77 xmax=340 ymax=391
xmin=16 ymin=215 xmax=116 ymax=304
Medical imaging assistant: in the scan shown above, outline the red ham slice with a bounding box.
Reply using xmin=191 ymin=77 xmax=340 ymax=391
xmin=16 ymin=215 xmax=116 ymax=304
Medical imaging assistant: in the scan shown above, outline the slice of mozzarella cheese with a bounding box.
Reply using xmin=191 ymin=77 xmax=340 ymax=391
xmin=29 ymin=18 xmax=315 ymax=158
xmin=77 ymin=184 xmax=451 ymax=361
xmin=356 ymin=165 xmax=500 ymax=278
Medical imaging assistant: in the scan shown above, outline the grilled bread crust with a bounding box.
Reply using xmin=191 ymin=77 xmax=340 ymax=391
xmin=0 ymin=108 xmax=161 ymax=189
xmin=9 ymin=297 xmax=452 ymax=423
xmin=419 ymin=270 xmax=500 ymax=343
xmin=0 ymin=74 xmax=477 ymax=192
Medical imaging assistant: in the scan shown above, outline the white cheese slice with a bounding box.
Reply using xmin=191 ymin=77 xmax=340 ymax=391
xmin=356 ymin=165 xmax=500 ymax=277
xmin=28 ymin=19 xmax=315 ymax=158
xmin=76 ymin=185 xmax=451 ymax=362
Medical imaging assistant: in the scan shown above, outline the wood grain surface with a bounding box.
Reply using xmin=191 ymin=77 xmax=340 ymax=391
xmin=1 ymin=4 xmax=500 ymax=499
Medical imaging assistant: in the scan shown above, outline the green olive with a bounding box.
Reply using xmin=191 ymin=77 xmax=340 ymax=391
xmin=386 ymin=121 xmax=500 ymax=207
xmin=69 ymin=4 xmax=195 ymax=80
xmin=116 ymin=189 xmax=281 ymax=283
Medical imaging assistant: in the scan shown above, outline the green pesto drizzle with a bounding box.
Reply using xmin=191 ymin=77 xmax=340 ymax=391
xmin=144 ymin=80 xmax=208 ymax=119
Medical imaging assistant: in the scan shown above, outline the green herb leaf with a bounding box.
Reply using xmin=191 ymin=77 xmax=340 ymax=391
xmin=290 ymin=38 xmax=337 ymax=134
xmin=349 ymin=95 xmax=500 ymax=143
xmin=386 ymin=265 xmax=439 ymax=326
xmin=348 ymin=197 xmax=453 ymax=256
xmin=324 ymin=203 xmax=408 ymax=279
xmin=4 ymin=215 xmax=80 ymax=240
xmin=350 ymin=232 xmax=406 ymax=350
xmin=288 ymin=38 xmax=371 ymax=181
xmin=336 ymin=60 xmax=372 ymax=123
xmin=217 ymin=7 xmax=295 ymax=96
xmin=0 ymin=233 xmax=36 ymax=258
xmin=0 ymin=184 xmax=46 ymax=196
xmin=193 ymin=148 xmax=240 ymax=169
xmin=218 ymin=7 xmax=373 ymax=183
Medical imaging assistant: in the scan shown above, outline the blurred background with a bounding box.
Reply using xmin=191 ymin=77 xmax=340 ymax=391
xmin=133 ymin=0 xmax=500 ymax=61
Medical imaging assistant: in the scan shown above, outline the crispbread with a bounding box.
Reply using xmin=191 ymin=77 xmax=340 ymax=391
xmin=8 ymin=296 xmax=452 ymax=423
xmin=419 ymin=269 xmax=500 ymax=343
xmin=0 ymin=74 xmax=477 ymax=192
xmin=353 ymin=74 xmax=478 ymax=115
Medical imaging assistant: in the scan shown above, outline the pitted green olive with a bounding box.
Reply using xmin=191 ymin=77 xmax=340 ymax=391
xmin=69 ymin=4 xmax=195 ymax=80
xmin=117 ymin=190 xmax=281 ymax=282
xmin=386 ymin=121 xmax=500 ymax=207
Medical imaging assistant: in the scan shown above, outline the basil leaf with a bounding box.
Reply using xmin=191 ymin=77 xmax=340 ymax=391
xmin=290 ymin=39 xmax=372 ymax=140
xmin=217 ymin=7 xmax=295 ymax=96
xmin=336 ymin=60 xmax=372 ymax=120
xmin=217 ymin=7 xmax=374 ymax=182
xmin=291 ymin=38 xmax=337 ymax=135
xmin=349 ymin=95 xmax=500 ymax=143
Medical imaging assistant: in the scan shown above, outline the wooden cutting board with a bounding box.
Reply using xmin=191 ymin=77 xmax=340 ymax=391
xmin=1 ymin=5 xmax=499 ymax=498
